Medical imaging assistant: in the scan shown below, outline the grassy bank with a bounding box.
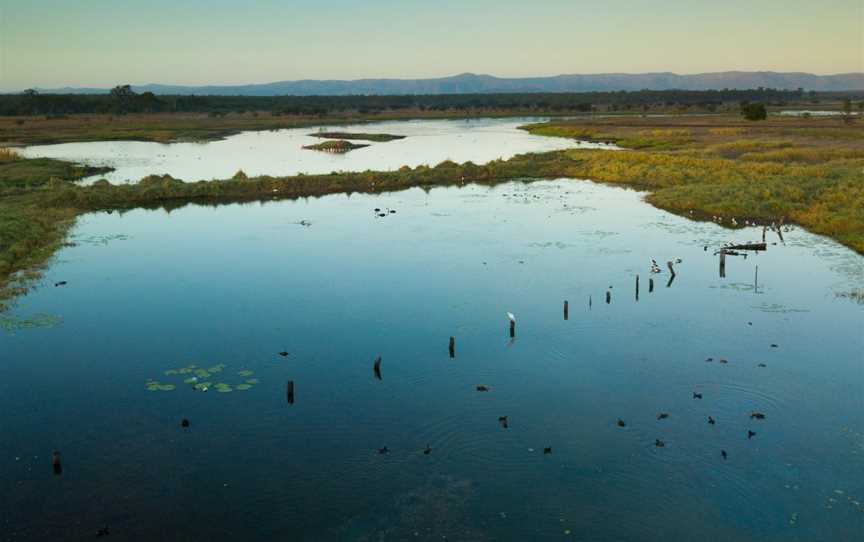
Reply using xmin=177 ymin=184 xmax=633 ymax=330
xmin=522 ymin=115 xmax=864 ymax=252
xmin=0 ymin=149 xmax=113 ymax=190
xmin=1 ymin=110 xmax=553 ymax=146
xmin=309 ymin=132 xmax=406 ymax=142
xmin=0 ymin=113 xmax=862 ymax=310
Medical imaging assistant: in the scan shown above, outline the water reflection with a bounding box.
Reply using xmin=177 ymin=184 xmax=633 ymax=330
xmin=0 ymin=179 xmax=862 ymax=541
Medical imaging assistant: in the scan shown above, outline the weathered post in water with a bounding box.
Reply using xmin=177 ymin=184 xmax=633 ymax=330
xmin=589 ymin=295 xmax=592 ymax=309
xmin=719 ymin=250 xmax=727 ymax=278
xmin=52 ymin=451 xmax=62 ymax=476
xmin=635 ymin=275 xmax=640 ymax=301
xmin=286 ymin=381 xmax=295 ymax=405
xmin=649 ymin=278 xmax=654 ymax=293
xmin=449 ymin=337 xmax=455 ymax=358
xmin=606 ymin=290 xmax=611 ymax=304
xmin=754 ymin=265 xmax=758 ymax=293
xmin=667 ymin=261 xmax=676 ymax=278
xmin=563 ymin=300 xmax=569 ymax=320
xmin=762 ymin=226 xmax=767 ymax=243
xmin=373 ymin=356 xmax=382 ymax=380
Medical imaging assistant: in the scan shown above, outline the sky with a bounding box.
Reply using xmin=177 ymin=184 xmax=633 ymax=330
xmin=0 ymin=0 xmax=862 ymax=90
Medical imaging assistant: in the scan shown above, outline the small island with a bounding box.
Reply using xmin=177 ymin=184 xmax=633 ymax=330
xmin=308 ymin=132 xmax=406 ymax=142
xmin=302 ymin=139 xmax=370 ymax=153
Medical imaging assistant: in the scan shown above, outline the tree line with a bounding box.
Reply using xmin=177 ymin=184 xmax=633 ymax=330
xmin=0 ymin=85 xmax=857 ymax=117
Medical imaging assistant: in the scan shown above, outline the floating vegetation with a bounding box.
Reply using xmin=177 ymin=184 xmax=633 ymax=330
xmin=835 ymin=289 xmax=864 ymax=305
xmin=0 ymin=313 xmax=63 ymax=332
xmin=752 ymin=302 xmax=810 ymax=314
xmin=71 ymin=233 xmax=130 ymax=246
xmin=144 ymin=380 xmax=175 ymax=392
xmin=146 ymin=363 xmax=259 ymax=395
xmin=214 ymin=383 xmax=233 ymax=393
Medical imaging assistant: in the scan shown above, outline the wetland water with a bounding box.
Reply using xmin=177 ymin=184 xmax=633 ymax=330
xmin=1 ymin=178 xmax=862 ymax=541
xmin=17 ymin=118 xmax=611 ymax=184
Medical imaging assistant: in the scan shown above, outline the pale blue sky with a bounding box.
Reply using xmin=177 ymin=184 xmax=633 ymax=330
xmin=1 ymin=0 xmax=861 ymax=90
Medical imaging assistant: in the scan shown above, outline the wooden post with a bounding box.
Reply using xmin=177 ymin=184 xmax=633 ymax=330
xmin=509 ymin=320 xmax=515 ymax=338
xmin=52 ymin=451 xmax=62 ymax=476
xmin=606 ymin=290 xmax=611 ymax=304
xmin=649 ymin=278 xmax=654 ymax=293
xmin=635 ymin=275 xmax=640 ymax=301
xmin=449 ymin=337 xmax=455 ymax=358
xmin=754 ymin=265 xmax=758 ymax=293
xmin=373 ymin=356 xmax=382 ymax=379
xmin=719 ymin=250 xmax=726 ymax=278
xmin=286 ymin=381 xmax=295 ymax=405
xmin=563 ymin=300 xmax=569 ymax=320
xmin=762 ymin=225 xmax=767 ymax=242
xmin=589 ymin=295 xmax=592 ymax=309
xmin=666 ymin=261 xmax=676 ymax=278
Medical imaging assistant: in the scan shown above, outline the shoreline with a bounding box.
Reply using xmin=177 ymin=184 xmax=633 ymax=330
xmin=1 ymin=113 xmax=862 ymax=311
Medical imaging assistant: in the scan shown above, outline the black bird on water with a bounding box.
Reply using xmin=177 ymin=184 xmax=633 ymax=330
xmin=655 ymin=439 xmax=666 ymax=448
xmin=498 ymin=416 xmax=509 ymax=429
xmin=378 ymin=446 xmax=389 ymax=454
xmin=721 ymin=450 xmax=727 ymax=460
xmin=543 ymin=447 xmax=552 ymax=454
xmin=708 ymin=416 xmax=716 ymax=425
xmin=747 ymin=430 xmax=757 ymax=439
xmin=278 ymin=351 xmax=289 ymax=357
xmin=617 ymin=419 xmax=627 ymax=427
xmin=693 ymin=392 xmax=703 ymax=399
xmin=181 ymin=418 xmax=190 ymax=428
xmin=423 ymin=444 xmax=431 ymax=455
xmin=750 ymin=412 xmax=766 ymax=420
xmin=476 ymin=385 xmax=490 ymax=392
xmin=54 ymin=281 xmax=67 ymax=287
xmin=657 ymin=413 xmax=669 ymax=420
xmin=96 ymin=526 xmax=110 ymax=537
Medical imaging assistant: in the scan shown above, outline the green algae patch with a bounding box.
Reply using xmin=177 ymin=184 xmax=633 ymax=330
xmin=235 ymin=384 xmax=252 ymax=391
xmin=245 ymin=378 xmax=260 ymax=385
xmin=237 ymin=370 xmax=254 ymax=377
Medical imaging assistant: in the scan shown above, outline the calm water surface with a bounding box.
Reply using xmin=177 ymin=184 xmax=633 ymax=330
xmin=1 ymin=179 xmax=862 ymax=541
xmin=17 ymin=118 xmax=611 ymax=184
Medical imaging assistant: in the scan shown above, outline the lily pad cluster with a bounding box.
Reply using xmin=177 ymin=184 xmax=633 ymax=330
xmin=145 ymin=364 xmax=260 ymax=393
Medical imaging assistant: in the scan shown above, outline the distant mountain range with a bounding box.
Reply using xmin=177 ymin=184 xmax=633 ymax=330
xmin=32 ymin=71 xmax=864 ymax=96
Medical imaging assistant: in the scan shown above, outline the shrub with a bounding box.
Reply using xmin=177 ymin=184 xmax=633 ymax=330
xmin=740 ymin=103 xmax=767 ymax=121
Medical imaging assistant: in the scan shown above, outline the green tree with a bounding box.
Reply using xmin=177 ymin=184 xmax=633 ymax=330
xmin=110 ymin=84 xmax=137 ymax=113
xmin=842 ymin=99 xmax=853 ymax=124
xmin=740 ymin=102 xmax=767 ymax=121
